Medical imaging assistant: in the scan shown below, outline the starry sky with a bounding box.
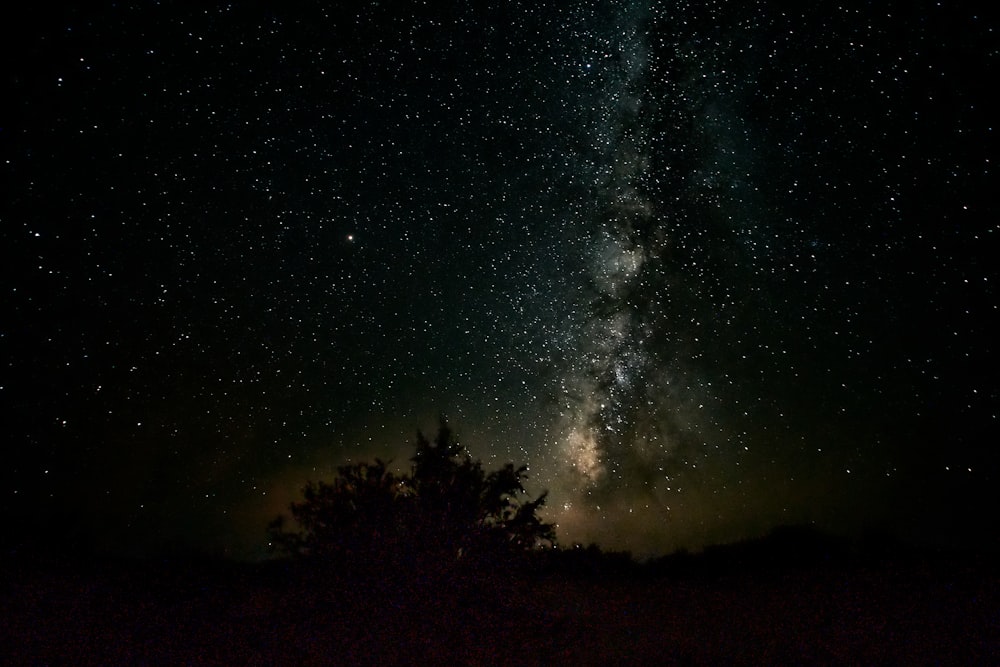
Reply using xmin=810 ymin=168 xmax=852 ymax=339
xmin=3 ymin=1 xmax=997 ymax=559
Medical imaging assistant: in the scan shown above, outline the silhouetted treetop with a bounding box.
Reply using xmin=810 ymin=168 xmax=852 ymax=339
xmin=269 ymin=419 xmax=554 ymax=565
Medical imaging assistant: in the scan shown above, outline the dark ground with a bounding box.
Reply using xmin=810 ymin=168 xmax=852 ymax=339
xmin=3 ymin=544 xmax=998 ymax=666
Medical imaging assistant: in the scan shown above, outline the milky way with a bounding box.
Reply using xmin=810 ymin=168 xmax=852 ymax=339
xmin=547 ymin=2 xmax=761 ymax=549
xmin=555 ymin=1 xmax=666 ymax=497
xmin=2 ymin=2 xmax=996 ymax=557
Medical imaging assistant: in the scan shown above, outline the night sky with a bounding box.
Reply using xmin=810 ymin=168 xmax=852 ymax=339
xmin=3 ymin=1 xmax=997 ymax=559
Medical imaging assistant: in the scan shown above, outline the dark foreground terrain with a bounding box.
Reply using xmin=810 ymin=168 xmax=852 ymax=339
xmin=3 ymin=547 xmax=998 ymax=665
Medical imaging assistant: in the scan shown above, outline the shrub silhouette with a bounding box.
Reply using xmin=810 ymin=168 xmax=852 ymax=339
xmin=269 ymin=419 xmax=555 ymax=567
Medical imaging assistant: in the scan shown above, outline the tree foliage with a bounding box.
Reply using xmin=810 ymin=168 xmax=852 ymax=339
xmin=269 ymin=419 xmax=555 ymax=565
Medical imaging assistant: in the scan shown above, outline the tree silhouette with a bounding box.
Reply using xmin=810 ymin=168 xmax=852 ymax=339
xmin=268 ymin=458 xmax=412 ymax=561
xmin=269 ymin=419 xmax=555 ymax=566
